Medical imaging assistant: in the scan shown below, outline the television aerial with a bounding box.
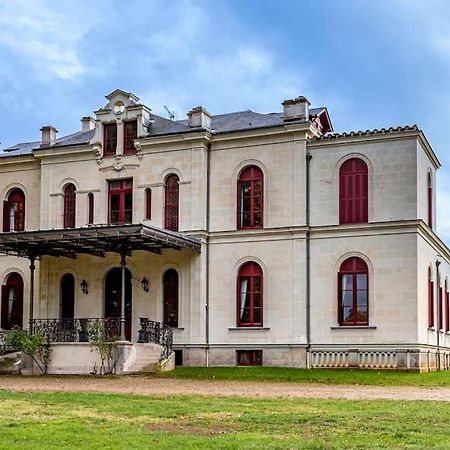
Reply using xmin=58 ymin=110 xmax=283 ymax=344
xmin=164 ymin=106 xmax=175 ymax=121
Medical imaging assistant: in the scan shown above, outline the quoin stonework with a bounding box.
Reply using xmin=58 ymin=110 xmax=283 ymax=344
xmin=0 ymin=89 xmax=449 ymax=373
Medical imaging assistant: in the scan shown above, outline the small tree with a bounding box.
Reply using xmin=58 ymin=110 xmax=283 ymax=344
xmin=5 ymin=329 xmax=51 ymax=374
xmin=87 ymin=321 xmax=119 ymax=375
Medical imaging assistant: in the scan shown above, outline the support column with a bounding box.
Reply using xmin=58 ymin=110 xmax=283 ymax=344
xmin=120 ymin=252 xmax=126 ymax=341
xmin=28 ymin=256 xmax=36 ymax=335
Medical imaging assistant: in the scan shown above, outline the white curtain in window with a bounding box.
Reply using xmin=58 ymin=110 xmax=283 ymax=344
xmin=7 ymin=287 xmax=14 ymax=323
xmin=240 ymin=278 xmax=248 ymax=319
xmin=9 ymin=204 xmax=16 ymax=232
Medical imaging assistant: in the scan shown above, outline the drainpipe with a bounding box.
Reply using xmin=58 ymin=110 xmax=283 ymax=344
xmin=305 ymin=151 xmax=312 ymax=362
xmin=205 ymin=143 xmax=211 ymax=367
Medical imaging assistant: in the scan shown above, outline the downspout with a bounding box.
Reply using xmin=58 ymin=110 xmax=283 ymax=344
xmin=305 ymin=150 xmax=312 ymax=364
xmin=205 ymin=142 xmax=211 ymax=366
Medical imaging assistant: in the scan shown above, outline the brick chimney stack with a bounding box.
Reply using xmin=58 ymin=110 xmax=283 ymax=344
xmin=187 ymin=106 xmax=212 ymax=130
xmin=81 ymin=116 xmax=96 ymax=132
xmin=282 ymin=96 xmax=311 ymax=122
xmin=40 ymin=126 xmax=58 ymax=147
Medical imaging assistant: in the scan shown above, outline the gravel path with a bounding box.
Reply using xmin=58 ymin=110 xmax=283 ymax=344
xmin=1 ymin=376 xmax=450 ymax=401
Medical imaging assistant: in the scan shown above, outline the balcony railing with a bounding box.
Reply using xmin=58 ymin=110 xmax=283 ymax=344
xmin=137 ymin=318 xmax=173 ymax=360
xmin=30 ymin=318 xmax=121 ymax=343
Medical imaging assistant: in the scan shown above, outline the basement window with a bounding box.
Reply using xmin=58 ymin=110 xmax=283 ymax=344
xmin=237 ymin=350 xmax=262 ymax=366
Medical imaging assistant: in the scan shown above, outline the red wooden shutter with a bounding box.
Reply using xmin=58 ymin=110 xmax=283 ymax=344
xmin=428 ymin=279 xmax=434 ymax=328
xmin=428 ymin=185 xmax=433 ymax=228
xmin=145 ymin=188 xmax=152 ymax=220
xmin=446 ymin=290 xmax=450 ymax=332
xmin=439 ymin=287 xmax=443 ymax=330
xmin=3 ymin=201 xmax=9 ymax=232
xmin=88 ymin=193 xmax=94 ymax=225
xmin=63 ymin=184 xmax=76 ymax=228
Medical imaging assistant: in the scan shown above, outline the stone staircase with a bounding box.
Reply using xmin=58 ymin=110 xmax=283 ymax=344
xmin=122 ymin=343 xmax=166 ymax=374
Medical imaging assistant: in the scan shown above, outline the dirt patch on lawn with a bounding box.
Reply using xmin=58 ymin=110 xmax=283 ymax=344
xmin=1 ymin=375 xmax=450 ymax=402
xmin=146 ymin=422 xmax=232 ymax=436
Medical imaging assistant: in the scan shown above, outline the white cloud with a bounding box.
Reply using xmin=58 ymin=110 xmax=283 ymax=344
xmin=0 ymin=0 xmax=107 ymax=80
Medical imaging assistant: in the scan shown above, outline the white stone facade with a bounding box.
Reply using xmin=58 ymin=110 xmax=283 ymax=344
xmin=1 ymin=89 xmax=449 ymax=371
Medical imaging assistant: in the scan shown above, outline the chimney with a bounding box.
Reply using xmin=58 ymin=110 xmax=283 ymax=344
xmin=40 ymin=126 xmax=58 ymax=147
xmin=282 ymin=96 xmax=311 ymax=122
xmin=81 ymin=116 xmax=96 ymax=132
xmin=187 ymin=106 xmax=211 ymax=130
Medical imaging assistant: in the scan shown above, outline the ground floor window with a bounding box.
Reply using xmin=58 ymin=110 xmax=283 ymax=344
xmin=237 ymin=261 xmax=263 ymax=327
xmin=163 ymin=269 xmax=179 ymax=327
xmin=1 ymin=272 xmax=23 ymax=330
xmin=237 ymin=350 xmax=262 ymax=366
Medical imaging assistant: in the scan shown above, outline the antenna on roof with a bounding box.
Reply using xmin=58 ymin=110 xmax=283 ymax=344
xmin=164 ymin=106 xmax=175 ymax=121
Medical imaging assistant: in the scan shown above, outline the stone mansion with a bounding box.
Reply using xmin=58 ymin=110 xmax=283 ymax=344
xmin=0 ymin=89 xmax=449 ymax=372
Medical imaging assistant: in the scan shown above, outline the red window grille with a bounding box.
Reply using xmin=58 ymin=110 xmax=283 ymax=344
xmin=63 ymin=184 xmax=76 ymax=229
xmin=164 ymin=174 xmax=179 ymax=231
xmin=428 ymin=277 xmax=434 ymax=328
xmin=439 ymin=287 xmax=444 ymax=330
xmin=446 ymin=288 xmax=450 ymax=332
xmin=123 ymin=120 xmax=137 ymax=155
xmin=237 ymin=166 xmax=263 ymax=229
xmin=338 ymin=257 xmax=369 ymax=326
xmin=339 ymin=158 xmax=368 ymax=225
xmin=428 ymin=173 xmax=433 ymax=228
xmin=237 ymin=350 xmax=262 ymax=366
xmin=1 ymin=272 xmax=23 ymax=330
xmin=3 ymin=188 xmax=25 ymax=232
xmin=163 ymin=269 xmax=178 ymax=327
xmin=103 ymin=123 xmax=117 ymax=156
xmin=108 ymin=179 xmax=133 ymax=225
xmin=145 ymin=188 xmax=152 ymax=220
xmin=87 ymin=192 xmax=94 ymax=225
xmin=237 ymin=261 xmax=263 ymax=327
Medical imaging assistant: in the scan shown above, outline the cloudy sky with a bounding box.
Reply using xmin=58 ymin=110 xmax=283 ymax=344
xmin=0 ymin=0 xmax=449 ymax=242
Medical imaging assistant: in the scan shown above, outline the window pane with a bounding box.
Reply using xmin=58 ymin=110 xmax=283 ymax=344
xmin=342 ymin=290 xmax=353 ymax=307
xmin=253 ymin=308 xmax=261 ymax=323
xmin=254 ymin=212 xmax=262 ymax=226
xmin=124 ymin=192 xmax=132 ymax=210
xmin=254 ymin=276 xmax=261 ymax=293
xmin=357 ymin=290 xmax=367 ymax=307
xmin=357 ymin=274 xmax=367 ymax=290
xmin=241 ymin=212 xmax=251 ymax=227
xmin=356 ymin=308 xmax=367 ymax=322
xmin=253 ymin=293 xmax=261 ymax=308
xmin=110 ymin=194 xmax=120 ymax=211
xmin=110 ymin=211 xmax=119 ymax=224
xmin=241 ymin=308 xmax=250 ymax=323
xmin=254 ymin=181 xmax=262 ymax=195
xmin=343 ymin=307 xmax=353 ymax=322
xmin=110 ymin=181 xmax=120 ymax=190
xmin=124 ymin=179 xmax=133 ymax=188
xmin=342 ymin=274 xmax=353 ymax=290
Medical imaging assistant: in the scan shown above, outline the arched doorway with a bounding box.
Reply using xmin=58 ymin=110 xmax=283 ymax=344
xmin=104 ymin=267 xmax=132 ymax=340
xmin=163 ymin=269 xmax=178 ymax=327
xmin=1 ymin=272 xmax=23 ymax=329
xmin=60 ymin=274 xmax=75 ymax=319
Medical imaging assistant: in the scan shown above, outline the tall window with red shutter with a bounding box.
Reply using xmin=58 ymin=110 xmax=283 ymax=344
xmin=164 ymin=174 xmax=179 ymax=231
xmin=237 ymin=261 xmax=263 ymax=327
xmin=428 ymin=268 xmax=434 ymax=328
xmin=124 ymin=120 xmax=137 ymax=155
xmin=237 ymin=166 xmax=263 ymax=229
xmin=108 ymin=179 xmax=133 ymax=224
xmin=63 ymin=184 xmax=76 ymax=229
xmin=1 ymin=272 xmax=23 ymax=329
xmin=339 ymin=158 xmax=368 ymax=224
xmin=163 ymin=269 xmax=178 ymax=327
xmin=338 ymin=257 xmax=368 ymax=325
xmin=439 ymin=286 xmax=444 ymax=330
xmin=3 ymin=188 xmax=25 ymax=232
xmin=145 ymin=188 xmax=152 ymax=220
xmin=87 ymin=192 xmax=94 ymax=225
xmin=103 ymin=123 xmax=117 ymax=156
xmin=446 ymin=281 xmax=449 ymax=332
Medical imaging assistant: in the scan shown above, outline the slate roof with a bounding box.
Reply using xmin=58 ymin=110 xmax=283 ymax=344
xmin=1 ymin=107 xmax=327 ymax=158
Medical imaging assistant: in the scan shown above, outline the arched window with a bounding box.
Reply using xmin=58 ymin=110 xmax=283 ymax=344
xmin=1 ymin=272 xmax=23 ymax=329
xmin=339 ymin=158 xmax=368 ymax=225
xmin=237 ymin=261 xmax=263 ymax=327
xmin=63 ymin=183 xmax=76 ymax=228
xmin=237 ymin=166 xmax=263 ymax=229
xmin=145 ymin=188 xmax=152 ymax=220
xmin=87 ymin=192 xmax=94 ymax=225
xmin=163 ymin=269 xmax=179 ymax=327
xmin=338 ymin=257 xmax=368 ymax=325
xmin=428 ymin=171 xmax=433 ymax=228
xmin=164 ymin=174 xmax=179 ymax=231
xmin=3 ymin=188 xmax=25 ymax=232
xmin=445 ymin=280 xmax=449 ymax=333
xmin=428 ymin=267 xmax=434 ymax=328
xmin=60 ymin=274 xmax=75 ymax=319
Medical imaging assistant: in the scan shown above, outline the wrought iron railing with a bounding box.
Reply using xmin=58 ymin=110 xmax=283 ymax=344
xmin=0 ymin=331 xmax=18 ymax=355
xmin=30 ymin=318 xmax=121 ymax=343
xmin=137 ymin=318 xmax=173 ymax=360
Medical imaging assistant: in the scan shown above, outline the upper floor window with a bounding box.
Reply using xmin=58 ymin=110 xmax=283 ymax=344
xmin=428 ymin=268 xmax=434 ymax=328
xmin=103 ymin=123 xmax=117 ymax=156
xmin=164 ymin=174 xmax=179 ymax=231
xmin=145 ymin=188 xmax=152 ymax=220
xmin=338 ymin=257 xmax=368 ymax=326
xmin=3 ymin=188 xmax=25 ymax=232
xmin=428 ymin=171 xmax=433 ymax=228
xmin=124 ymin=120 xmax=137 ymax=155
xmin=87 ymin=192 xmax=94 ymax=225
xmin=339 ymin=158 xmax=368 ymax=225
xmin=108 ymin=179 xmax=133 ymax=225
xmin=237 ymin=261 xmax=263 ymax=327
xmin=237 ymin=165 xmax=263 ymax=229
xmin=63 ymin=184 xmax=76 ymax=229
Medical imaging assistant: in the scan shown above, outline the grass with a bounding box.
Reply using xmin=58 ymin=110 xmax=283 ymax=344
xmin=156 ymin=366 xmax=450 ymax=387
xmin=0 ymin=390 xmax=449 ymax=449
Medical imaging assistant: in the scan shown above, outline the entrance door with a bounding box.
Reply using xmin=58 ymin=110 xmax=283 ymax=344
xmin=60 ymin=274 xmax=75 ymax=319
xmin=1 ymin=273 xmax=23 ymax=329
xmin=104 ymin=267 xmax=132 ymax=340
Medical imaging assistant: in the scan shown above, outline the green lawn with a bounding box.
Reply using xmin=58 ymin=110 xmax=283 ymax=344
xmin=0 ymin=390 xmax=448 ymax=449
xmin=157 ymin=366 xmax=450 ymax=387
